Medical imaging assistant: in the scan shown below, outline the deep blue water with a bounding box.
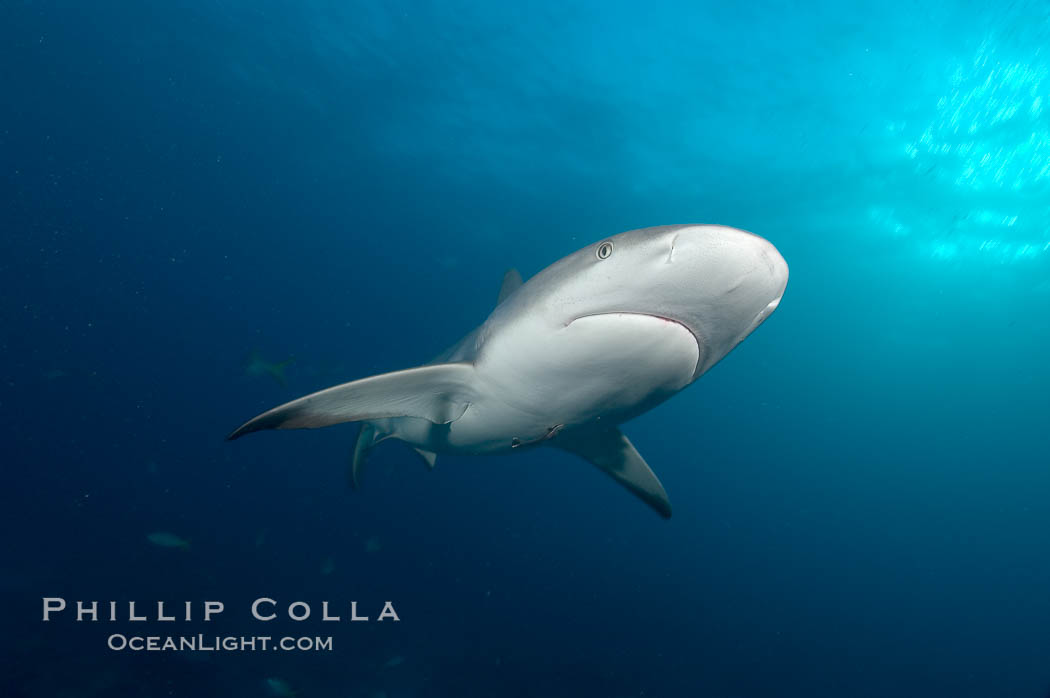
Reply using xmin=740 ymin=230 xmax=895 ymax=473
xmin=3 ymin=1 xmax=1050 ymax=696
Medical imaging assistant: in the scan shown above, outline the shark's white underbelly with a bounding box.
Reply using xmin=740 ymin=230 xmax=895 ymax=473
xmin=437 ymin=312 xmax=701 ymax=454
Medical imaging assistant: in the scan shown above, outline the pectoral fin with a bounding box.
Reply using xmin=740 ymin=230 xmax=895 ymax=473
xmin=555 ymin=428 xmax=672 ymax=519
xmin=227 ymin=363 xmax=476 ymax=440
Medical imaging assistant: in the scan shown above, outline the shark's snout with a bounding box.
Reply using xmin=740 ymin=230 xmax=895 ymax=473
xmin=680 ymin=225 xmax=788 ymax=301
xmin=755 ymin=295 xmax=782 ymax=325
xmin=736 ymin=236 xmax=788 ymax=339
xmin=724 ymin=227 xmax=789 ymax=303
xmin=762 ymin=240 xmax=789 ymax=303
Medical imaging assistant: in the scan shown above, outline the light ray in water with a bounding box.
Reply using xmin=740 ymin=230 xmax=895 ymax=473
xmin=877 ymin=39 xmax=1050 ymax=263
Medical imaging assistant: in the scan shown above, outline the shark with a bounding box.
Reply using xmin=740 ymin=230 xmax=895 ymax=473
xmin=243 ymin=351 xmax=295 ymax=387
xmin=228 ymin=225 xmax=788 ymax=518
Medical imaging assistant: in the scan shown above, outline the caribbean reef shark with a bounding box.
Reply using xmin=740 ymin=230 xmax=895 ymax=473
xmin=228 ymin=225 xmax=788 ymax=518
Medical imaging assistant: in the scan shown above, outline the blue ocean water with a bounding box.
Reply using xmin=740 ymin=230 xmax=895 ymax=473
xmin=3 ymin=0 xmax=1050 ymax=696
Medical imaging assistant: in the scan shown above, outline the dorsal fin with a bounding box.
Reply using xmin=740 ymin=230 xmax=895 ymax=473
xmin=497 ymin=268 xmax=523 ymax=305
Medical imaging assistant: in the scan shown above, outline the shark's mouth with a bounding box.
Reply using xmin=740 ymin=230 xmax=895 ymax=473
xmin=570 ymin=311 xmax=704 ymax=378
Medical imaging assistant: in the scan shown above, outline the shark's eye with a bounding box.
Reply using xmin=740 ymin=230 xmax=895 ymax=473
xmin=596 ymin=241 xmax=613 ymax=260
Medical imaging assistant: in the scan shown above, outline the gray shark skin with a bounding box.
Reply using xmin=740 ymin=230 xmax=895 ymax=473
xmin=228 ymin=225 xmax=788 ymax=518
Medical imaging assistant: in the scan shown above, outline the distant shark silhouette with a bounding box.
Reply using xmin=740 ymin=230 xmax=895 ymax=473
xmin=243 ymin=351 xmax=295 ymax=387
xmin=228 ymin=225 xmax=788 ymax=517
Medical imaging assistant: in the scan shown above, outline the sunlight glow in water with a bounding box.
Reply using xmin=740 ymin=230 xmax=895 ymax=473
xmin=911 ymin=43 xmax=1050 ymax=192
xmin=877 ymin=41 xmax=1050 ymax=263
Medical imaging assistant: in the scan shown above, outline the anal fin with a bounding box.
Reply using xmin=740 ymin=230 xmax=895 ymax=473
xmin=413 ymin=448 xmax=437 ymax=469
xmin=554 ymin=427 xmax=672 ymax=519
